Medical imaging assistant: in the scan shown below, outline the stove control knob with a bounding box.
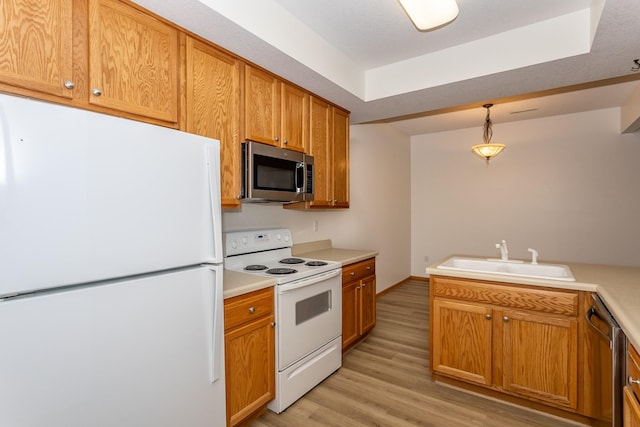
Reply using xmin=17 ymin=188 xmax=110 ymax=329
xmin=231 ymin=240 xmax=238 ymax=249
xmin=284 ymin=234 xmax=290 ymax=243
xmin=275 ymin=233 xmax=282 ymax=241
xmin=241 ymin=236 xmax=248 ymax=245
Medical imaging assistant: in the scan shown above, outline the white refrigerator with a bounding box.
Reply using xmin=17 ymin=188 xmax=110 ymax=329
xmin=0 ymin=94 xmax=227 ymax=426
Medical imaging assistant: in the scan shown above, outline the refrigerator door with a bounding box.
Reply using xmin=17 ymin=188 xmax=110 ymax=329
xmin=0 ymin=265 xmax=226 ymax=427
xmin=0 ymin=94 xmax=222 ymax=296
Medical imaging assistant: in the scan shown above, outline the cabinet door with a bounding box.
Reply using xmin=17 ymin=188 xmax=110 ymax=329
xmin=244 ymin=65 xmax=279 ymax=145
xmin=625 ymin=386 xmax=640 ymax=427
xmin=88 ymin=0 xmax=179 ymax=122
xmin=225 ymin=314 xmax=275 ymax=427
xmin=331 ymin=107 xmax=349 ymax=208
xmin=342 ymin=280 xmax=360 ymax=350
xmin=360 ymin=275 xmax=376 ymax=335
xmin=307 ymin=96 xmax=333 ymax=207
xmin=280 ymin=83 xmax=307 ymax=152
xmin=432 ymin=299 xmax=493 ymax=385
xmin=501 ymin=309 xmax=578 ymax=409
xmin=0 ymin=0 xmax=74 ymax=98
xmin=185 ymin=37 xmax=242 ymax=208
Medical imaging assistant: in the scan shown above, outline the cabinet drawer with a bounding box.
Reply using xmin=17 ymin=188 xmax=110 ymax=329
xmin=431 ymin=276 xmax=578 ymax=316
xmin=342 ymin=258 xmax=375 ymax=283
xmin=629 ymin=343 xmax=640 ymax=400
xmin=224 ymin=287 xmax=274 ymax=331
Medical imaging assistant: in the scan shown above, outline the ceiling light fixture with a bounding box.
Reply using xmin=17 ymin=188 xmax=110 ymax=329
xmin=471 ymin=104 xmax=505 ymax=164
xmin=398 ymin=0 xmax=459 ymax=31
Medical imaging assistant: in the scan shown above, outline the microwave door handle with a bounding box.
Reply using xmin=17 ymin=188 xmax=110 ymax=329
xmin=295 ymin=162 xmax=304 ymax=194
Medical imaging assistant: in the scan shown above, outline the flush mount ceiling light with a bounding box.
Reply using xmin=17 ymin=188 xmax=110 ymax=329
xmin=398 ymin=0 xmax=459 ymax=31
xmin=471 ymin=104 xmax=505 ymax=164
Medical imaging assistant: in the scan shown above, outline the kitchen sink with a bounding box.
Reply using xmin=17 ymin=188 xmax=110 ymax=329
xmin=436 ymin=257 xmax=575 ymax=281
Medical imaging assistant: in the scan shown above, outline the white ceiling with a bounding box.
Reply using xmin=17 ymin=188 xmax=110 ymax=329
xmin=134 ymin=0 xmax=640 ymax=134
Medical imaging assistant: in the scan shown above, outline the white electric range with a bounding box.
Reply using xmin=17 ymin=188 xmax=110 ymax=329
xmin=224 ymin=229 xmax=343 ymax=413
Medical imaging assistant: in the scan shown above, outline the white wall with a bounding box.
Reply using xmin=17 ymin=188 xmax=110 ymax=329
xmin=223 ymin=124 xmax=412 ymax=293
xmin=411 ymin=107 xmax=640 ymax=277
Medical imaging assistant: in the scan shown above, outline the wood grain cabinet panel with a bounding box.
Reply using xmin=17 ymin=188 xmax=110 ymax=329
xmin=502 ymin=309 xmax=578 ymax=409
xmin=280 ymin=82 xmax=308 ymax=152
xmin=244 ymin=65 xmax=279 ymax=146
xmin=88 ymin=0 xmax=179 ymax=123
xmin=184 ymin=37 xmax=242 ymax=208
xmin=331 ymin=106 xmax=350 ymax=208
xmin=625 ymin=386 xmax=640 ymax=427
xmin=430 ymin=275 xmax=583 ymax=415
xmin=0 ymin=0 xmax=74 ymax=99
xmin=432 ymin=299 xmax=493 ymax=385
xmin=224 ymin=287 xmax=275 ymax=427
xmin=342 ymin=258 xmax=376 ymax=351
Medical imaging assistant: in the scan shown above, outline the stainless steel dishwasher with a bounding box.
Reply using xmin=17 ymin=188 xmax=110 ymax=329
xmin=585 ymin=294 xmax=626 ymax=427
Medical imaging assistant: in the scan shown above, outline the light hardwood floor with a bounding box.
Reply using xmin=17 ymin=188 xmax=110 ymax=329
xmin=252 ymin=280 xmax=581 ymax=427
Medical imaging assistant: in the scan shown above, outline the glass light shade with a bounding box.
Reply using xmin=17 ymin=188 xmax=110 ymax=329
xmin=398 ymin=0 xmax=459 ymax=30
xmin=471 ymin=143 xmax=505 ymax=160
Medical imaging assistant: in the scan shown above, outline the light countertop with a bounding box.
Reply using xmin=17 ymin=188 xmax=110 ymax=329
xmin=427 ymin=255 xmax=640 ymax=350
xmin=223 ymin=240 xmax=378 ymax=300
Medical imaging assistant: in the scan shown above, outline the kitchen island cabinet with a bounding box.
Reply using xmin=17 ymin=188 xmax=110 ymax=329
xmin=224 ymin=286 xmax=275 ymax=427
xmin=342 ymin=257 xmax=376 ymax=351
xmin=431 ymin=275 xmax=584 ymax=415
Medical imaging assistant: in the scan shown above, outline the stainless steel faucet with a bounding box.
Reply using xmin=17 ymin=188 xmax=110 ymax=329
xmin=495 ymin=240 xmax=509 ymax=261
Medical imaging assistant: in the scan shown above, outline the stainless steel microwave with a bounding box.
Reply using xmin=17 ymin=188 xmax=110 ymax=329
xmin=241 ymin=141 xmax=314 ymax=203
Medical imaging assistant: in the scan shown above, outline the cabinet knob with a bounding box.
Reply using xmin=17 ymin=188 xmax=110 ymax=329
xmin=630 ymin=376 xmax=640 ymax=385
xmin=283 ymin=139 xmax=288 ymax=145
xmin=248 ymin=306 xmax=255 ymax=314
xmin=362 ymin=283 xmax=366 ymax=288
xmin=350 ymin=272 xmax=355 ymax=276
xmin=356 ymin=286 xmax=361 ymax=290
xmin=92 ymin=88 xmax=102 ymax=97
xmin=271 ymin=322 xmax=276 ymax=328
xmin=236 ymin=194 xmax=242 ymax=200
xmin=485 ymin=314 xmax=492 ymax=320
xmin=334 ymin=199 xmax=338 ymax=203
xmin=64 ymin=80 xmax=75 ymax=89
xmin=274 ymin=137 xmax=279 ymax=142
xmin=503 ymin=316 xmax=510 ymax=323
xmin=365 ymin=266 xmax=371 ymax=270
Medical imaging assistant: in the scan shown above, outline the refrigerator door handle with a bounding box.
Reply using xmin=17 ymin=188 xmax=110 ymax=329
xmin=208 ymin=265 xmax=224 ymax=383
xmin=206 ymin=143 xmax=224 ymax=264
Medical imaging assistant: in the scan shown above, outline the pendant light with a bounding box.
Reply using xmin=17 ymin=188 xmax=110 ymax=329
xmin=471 ymin=104 xmax=505 ymax=164
xmin=398 ymin=0 xmax=459 ymax=31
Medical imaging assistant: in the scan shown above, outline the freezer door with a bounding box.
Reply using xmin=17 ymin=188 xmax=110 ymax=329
xmin=0 ymin=94 xmax=222 ymax=295
xmin=0 ymin=265 xmax=226 ymax=427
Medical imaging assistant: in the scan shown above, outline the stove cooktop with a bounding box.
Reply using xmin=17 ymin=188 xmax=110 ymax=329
xmin=223 ymin=229 xmax=340 ymax=284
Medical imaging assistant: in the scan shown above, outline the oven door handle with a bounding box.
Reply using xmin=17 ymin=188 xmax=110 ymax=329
xmin=585 ymin=305 xmax=613 ymax=343
xmin=278 ymin=268 xmax=342 ymax=293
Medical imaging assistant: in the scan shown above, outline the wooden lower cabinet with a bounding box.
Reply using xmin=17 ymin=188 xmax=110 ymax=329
xmin=342 ymin=258 xmax=376 ymax=351
xmin=430 ymin=275 xmax=586 ymax=418
xmin=224 ymin=287 xmax=275 ymax=427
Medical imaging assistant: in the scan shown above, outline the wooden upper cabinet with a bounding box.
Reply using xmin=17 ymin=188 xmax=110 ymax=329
xmin=0 ymin=0 xmax=74 ymax=99
xmin=244 ymin=64 xmax=307 ymax=152
xmin=244 ymin=65 xmax=279 ymax=146
xmin=88 ymin=0 xmax=179 ymax=123
xmin=184 ymin=37 xmax=242 ymax=208
xmin=306 ymin=96 xmax=332 ymax=208
xmin=280 ymin=82 xmax=308 ymax=152
xmin=332 ymin=107 xmax=350 ymax=208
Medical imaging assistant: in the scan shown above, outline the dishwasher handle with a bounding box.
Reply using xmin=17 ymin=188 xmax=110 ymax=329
xmin=585 ymin=305 xmax=613 ymax=343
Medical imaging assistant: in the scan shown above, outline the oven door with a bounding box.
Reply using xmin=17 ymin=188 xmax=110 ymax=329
xmin=276 ymin=268 xmax=342 ymax=370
